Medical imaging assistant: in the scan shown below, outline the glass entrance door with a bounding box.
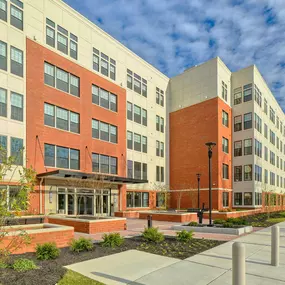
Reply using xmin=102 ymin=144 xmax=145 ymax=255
xmin=77 ymin=196 xmax=93 ymax=215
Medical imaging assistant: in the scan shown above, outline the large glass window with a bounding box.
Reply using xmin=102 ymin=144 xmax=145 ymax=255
xmin=44 ymin=103 xmax=55 ymax=127
xmin=11 ymin=92 xmax=23 ymax=121
xmin=11 ymin=137 xmax=23 ymax=165
xmin=0 ymin=41 xmax=7 ymax=71
xmin=57 ymin=146 xmax=69 ymax=169
xmin=44 ymin=144 xmax=55 ymax=167
xmin=234 ymin=193 xmax=242 ymax=206
xmin=56 ymin=107 xmax=69 ymax=131
xmin=234 ymin=115 xmax=242 ymax=132
xmin=127 ymin=192 xmax=149 ymax=208
xmin=234 ymin=141 xmax=242 ymax=157
xmin=0 ymin=0 xmax=7 ymax=22
xmin=10 ymin=4 xmax=23 ymax=30
xmin=244 ymin=113 xmax=252 ymax=129
xmin=11 ymin=46 xmax=23 ymax=77
xmin=0 ymin=88 xmax=7 ymax=118
xmin=234 ymin=166 xmax=242 ymax=182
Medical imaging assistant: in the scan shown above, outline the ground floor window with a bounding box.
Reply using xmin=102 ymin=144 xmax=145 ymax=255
xmin=234 ymin=192 xmax=242 ymax=206
xmin=0 ymin=185 xmax=27 ymax=210
xmin=244 ymin=192 xmax=252 ymax=205
xmin=222 ymin=192 xmax=229 ymax=207
xmin=127 ymin=191 xmax=149 ymax=208
xmin=156 ymin=192 xmax=166 ymax=208
xmin=255 ymin=192 xmax=262 ymax=205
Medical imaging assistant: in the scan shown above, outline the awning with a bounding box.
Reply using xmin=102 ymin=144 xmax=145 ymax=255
xmin=37 ymin=169 xmax=148 ymax=184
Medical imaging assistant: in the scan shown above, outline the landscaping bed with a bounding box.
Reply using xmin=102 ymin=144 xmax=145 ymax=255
xmin=241 ymin=211 xmax=285 ymax=227
xmin=0 ymin=236 xmax=225 ymax=285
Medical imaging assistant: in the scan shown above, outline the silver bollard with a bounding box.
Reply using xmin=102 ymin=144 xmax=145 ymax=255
xmin=271 ymin=225 xmax=280 ymax=266
xmin=232 ymin=242 xmax=246 ymax=285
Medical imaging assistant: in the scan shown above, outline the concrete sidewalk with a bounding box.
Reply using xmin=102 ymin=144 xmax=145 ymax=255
xmin=67 ymin=222 xmax=285 ymax=285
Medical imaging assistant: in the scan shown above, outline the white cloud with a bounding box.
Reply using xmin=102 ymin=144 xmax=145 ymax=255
xmin=65 ymin=0 xmax=285 ymax=109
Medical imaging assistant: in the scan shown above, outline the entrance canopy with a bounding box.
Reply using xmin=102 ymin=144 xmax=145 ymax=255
xmin=37 ymin=169 xmax=148 ymax=185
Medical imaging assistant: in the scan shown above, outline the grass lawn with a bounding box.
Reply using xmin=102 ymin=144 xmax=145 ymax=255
xmin=58 ymin=270 xmax=105 ymax=285
xmin=267 ymin=217 xmax=285 ymax=224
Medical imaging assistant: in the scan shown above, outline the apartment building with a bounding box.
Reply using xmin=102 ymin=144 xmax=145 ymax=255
xmin=0 ymin=0 xmax=168 ymax=215
xmin=0 ymin=0 xmax=284 ymax=214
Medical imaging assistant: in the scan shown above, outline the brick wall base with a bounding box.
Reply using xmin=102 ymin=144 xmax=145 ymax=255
xmin=139 ymin=212 xmax=197 ymax=223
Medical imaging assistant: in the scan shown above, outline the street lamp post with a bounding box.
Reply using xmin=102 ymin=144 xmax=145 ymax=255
xmin=205 ymin=142 xmax=216 ymax=226
xmin=196 ymin=173 xmax=201 ymax=209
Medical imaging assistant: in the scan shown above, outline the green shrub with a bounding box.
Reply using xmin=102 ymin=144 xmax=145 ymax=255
xmin=142 ymin=227 xmax=164 ymax=243
xmin=12 ymin=258 xmax=38 ymax=272
xmin=101 ymin=233 xmax=124 ymax=248
xmin=0 ymin=261 xmax=9 ymax=269
xmin=70 ymin=237 xmax=94 ymax=253
xmin=226 ymin=218 xmax=248 ymax=225
xmin=188 ymin=221 xmax=198 ymax=226
xmin=223 ymin=222 xmax=234 ymax=228
xmin=213 ymin=219 xmax=226 ymax=225
xmin=176 ymin=230 xmax=193 ymax=242
xmin=36 ymin=242 xmax=60 ymax=260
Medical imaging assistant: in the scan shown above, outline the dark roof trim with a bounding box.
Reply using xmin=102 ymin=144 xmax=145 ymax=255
xmin=37 ymin=169 xmax=148 ymax=184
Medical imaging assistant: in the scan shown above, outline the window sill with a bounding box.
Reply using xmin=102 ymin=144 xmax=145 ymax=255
xmin=44 ymin=124 xmax=80 ymax=136
xmin=91 ymin=102 xmax=118 ymax=114
xmin=44 ymin=83 xmax=80 ymax=99
xmin=91 ymin=137 xmax=118 ymax=145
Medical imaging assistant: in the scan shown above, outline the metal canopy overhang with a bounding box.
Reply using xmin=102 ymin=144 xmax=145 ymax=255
xmin=37 ymin=169 xmax=148 ymax=185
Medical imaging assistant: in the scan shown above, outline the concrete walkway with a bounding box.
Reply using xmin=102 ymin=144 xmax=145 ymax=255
xmin=67 ymin=222 xmax=285 ymax=285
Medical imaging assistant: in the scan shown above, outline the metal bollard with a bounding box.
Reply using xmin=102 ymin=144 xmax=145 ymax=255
xmin=271 ymin=225 xmax=280 ymax=266
xmin=232 ymin=242 xmax=246 ymax=285
xmin=147 ymin=215 xmax=152 ymax=228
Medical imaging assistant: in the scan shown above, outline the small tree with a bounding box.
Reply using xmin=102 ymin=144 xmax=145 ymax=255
xmin=0 ymin=146 xmax=36 ymax=262
xmin=262 ymin=183 xmax=275 ymax=219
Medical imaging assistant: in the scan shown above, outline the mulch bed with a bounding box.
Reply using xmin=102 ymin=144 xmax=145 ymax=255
xmin=242 ymin=211 xmax=285 ymax=227
xmin=0 ymin=237 xmax=225 ymax=285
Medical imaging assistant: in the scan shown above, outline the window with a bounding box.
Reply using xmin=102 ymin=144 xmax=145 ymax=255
xmin=156 ymin=87 xmax=164 ymax=107
xmin=92 ymin=119 xmax=99 ymax=139
xmin=234 ymin=116 xmax=242 ymax=132
xmin=222 ymin=81 xmax=227 ymax=101
xmin=70 ymin=112 xmax=80 ymax=134
xmin=11 ymin=46 xmax=23 ymax=77
xmin=0 ymin=88 xmax=7 ymax=117
xmin=142 ymin=109 xmax=147 ymax=126
xmin=254 ymin=85 xmax=262 ymax=107
xmin=44 ymin=144 xmax=55 ymax=167
xmin=156 ymin=141 xmax=160 ymax=156
xmin=160 ymin=117 xmax=164 ymax=133
xmin=0 ymin=0 xmax=7 ymax=22
xmin=92 ymin=85 xmax=117 ymax=112
xmin=70 ymin=149 xmax=79 ymax=170
xmin=56 ymin=107 xmax=68 ymax=131
xmin=156 ymin=115 xmax=160 ymax=131
xmin=100 ymin=155 xmax=109 ymax=173
xmin=160 ymin=91 xmax=164 ymax=107
xmin=134 ymin=161 xmax=141 ymax=179
xmin=100 ymin=122 xmax=109 ymax=142
xmin=254 ymin=139 xmax=262 ymax=158
xmin=0 ymin=135 xmax=7 ymax=162
xmin=244 ymin=164 xmax=252 ymax=181
xmin=255 ymin=165 xmax=262 ymax=182
xmin=277 ymin=116 xmax=280 ymax=129
xmin=57 ymin=146 xmax=69 ymax=169
xmin=270 ymin=151 xmax=275 ymax=165
xmin=127 ymin=73 xmax=133 ymax=89
xmin=264 ymin=123 xmax=268 ymax=139
xmin=244 ymin=193 xmax=252 ymax=205
xmin=234 ymin=193 xmax=242 ymax=206
xmin=11 ymin=92 xmax=23 ymax=121
xmin=234 ymin=166 xmax=242 ymax=182
xmin=0 ymin=41 xmax=7 ymax=71
xmin=127 ymin=69 xmax=147 ymax=96
xmin=264 ymin=99 xmax=268 ymax=114
xmin=134 ymin=133 xmax=141 ymax=152
xmin=142 ymin=136 xmax=147 ymax=153
xmin=11 ymin=137 xmax=23 ymax=165
xmin=70 ymin=74 xmax=79 ymax=97
xmin=44 ymin=103 xmax=55 ymax=127
xmin=46 ymin=22 xmax=55 ymax=47
xmin=134 ymin=78 xmax=141 ymax=94
xmin=160 ymin=142 xmax=164 ymax=157
xmin=156 ymin=88 xmax=160 ymax=104
xmin=254 ymin=113 xmax=262 ymax=133
xmin=270 ymin=130 xmax=275 ymax=145
xmin=70 ymin=36 xmax=78 ymax=60
xmin=110 ymin=59 xmax=116 ymax=81
xmin=234 ymin=141 xmax=242 ymax=157
xmin=56 ymin=68 xmax=69 ymax=93
xmin=127 ymin=160 xmax=133 ymax=178
xmin=243 ymin=83 xmax=252 ymax=102
xmin=222 ymin=164 xmax=229 ymax=179
xmin=127 ymin=131 xmax=133 ymax=149
xmin=110 ymin=125 xmax=117 ymax=143
xmin=264 ymin=146 xmax=268 ymax=161
xmin=142 ymin=80 xmax=147 ymax=97
xmin=156 ymin=166 xmax=164 ymax=182
xmin=134 ymin=105 xmax=141 ymax=124
xmin=110 ymin=157 xmax=117 ymax=174
xmin=244 ymin=139 xmax=252 ymax=155
xmin=270 ymin=107 xmax=275 ymax=124
xmin=127 ymin=192 xmax=149 ymax=208
xmin=161 ymin=167 xmax=164 ymax=182
xmin=223 ymin=192 xmax=229 ymax=207
xmin=92 ymin=153 xmax=99 ymax=172
xmin=101 ymin=53 xmax=109 ymax=76
xmin=57 ymin=32 xmax=68 ymax=55
xmin=10 ymin=4 xmax=23 ymax=31
xmin=127 ymin=102 xmax=132 ymax=120
xmin=44 ymin=62 xmax=55 ymax=87
xmin=222 ymin=137 xmax=229 ymax=153
xmin=270 ymin=172 xmax=275 ymax=186
xmin=244 ymin=113 xmax=252 ymax=129
xmin=222 ymin=110 xmax=228 ymax=127
xmin=142 ymin=163 xmax=147 ymax=180
xmin=234 ymin=87 xmax=242 ymax=105
xmin=264 ymin=169 xmax=268 ymax=184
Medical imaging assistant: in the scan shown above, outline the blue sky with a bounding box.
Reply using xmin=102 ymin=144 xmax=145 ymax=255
xmin=63 ymin=0 xmax=285 ymax=110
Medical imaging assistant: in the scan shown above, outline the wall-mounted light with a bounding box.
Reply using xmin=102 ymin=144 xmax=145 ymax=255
xmin=49 ymin=191 xmax=52 ymax=203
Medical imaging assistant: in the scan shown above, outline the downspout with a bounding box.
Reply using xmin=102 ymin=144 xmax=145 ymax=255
xmin=39 ymin=178 xmax=44 ymax=214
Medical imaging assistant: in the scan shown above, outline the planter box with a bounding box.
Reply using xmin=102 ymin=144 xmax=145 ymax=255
xmin=139 ymin=211 xmax=197 ymax=223
xmin=48 ymin=216 xmax=127 ymax=234
xmin=1 ymin=223 xmax=74 ymax=254
xmin=172 ymin=225 xmax=253 ymax=235
xmin=114 ymin=211 xmax=140 ymax=218
xmin=203 ymin=209 xmax=262 ymax=220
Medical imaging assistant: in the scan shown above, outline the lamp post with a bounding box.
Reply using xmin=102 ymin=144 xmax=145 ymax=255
xmin=196 ymin=173 xmax=201 ymax=209
xmin=205 ymin=142 xmax=216 ymax=226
